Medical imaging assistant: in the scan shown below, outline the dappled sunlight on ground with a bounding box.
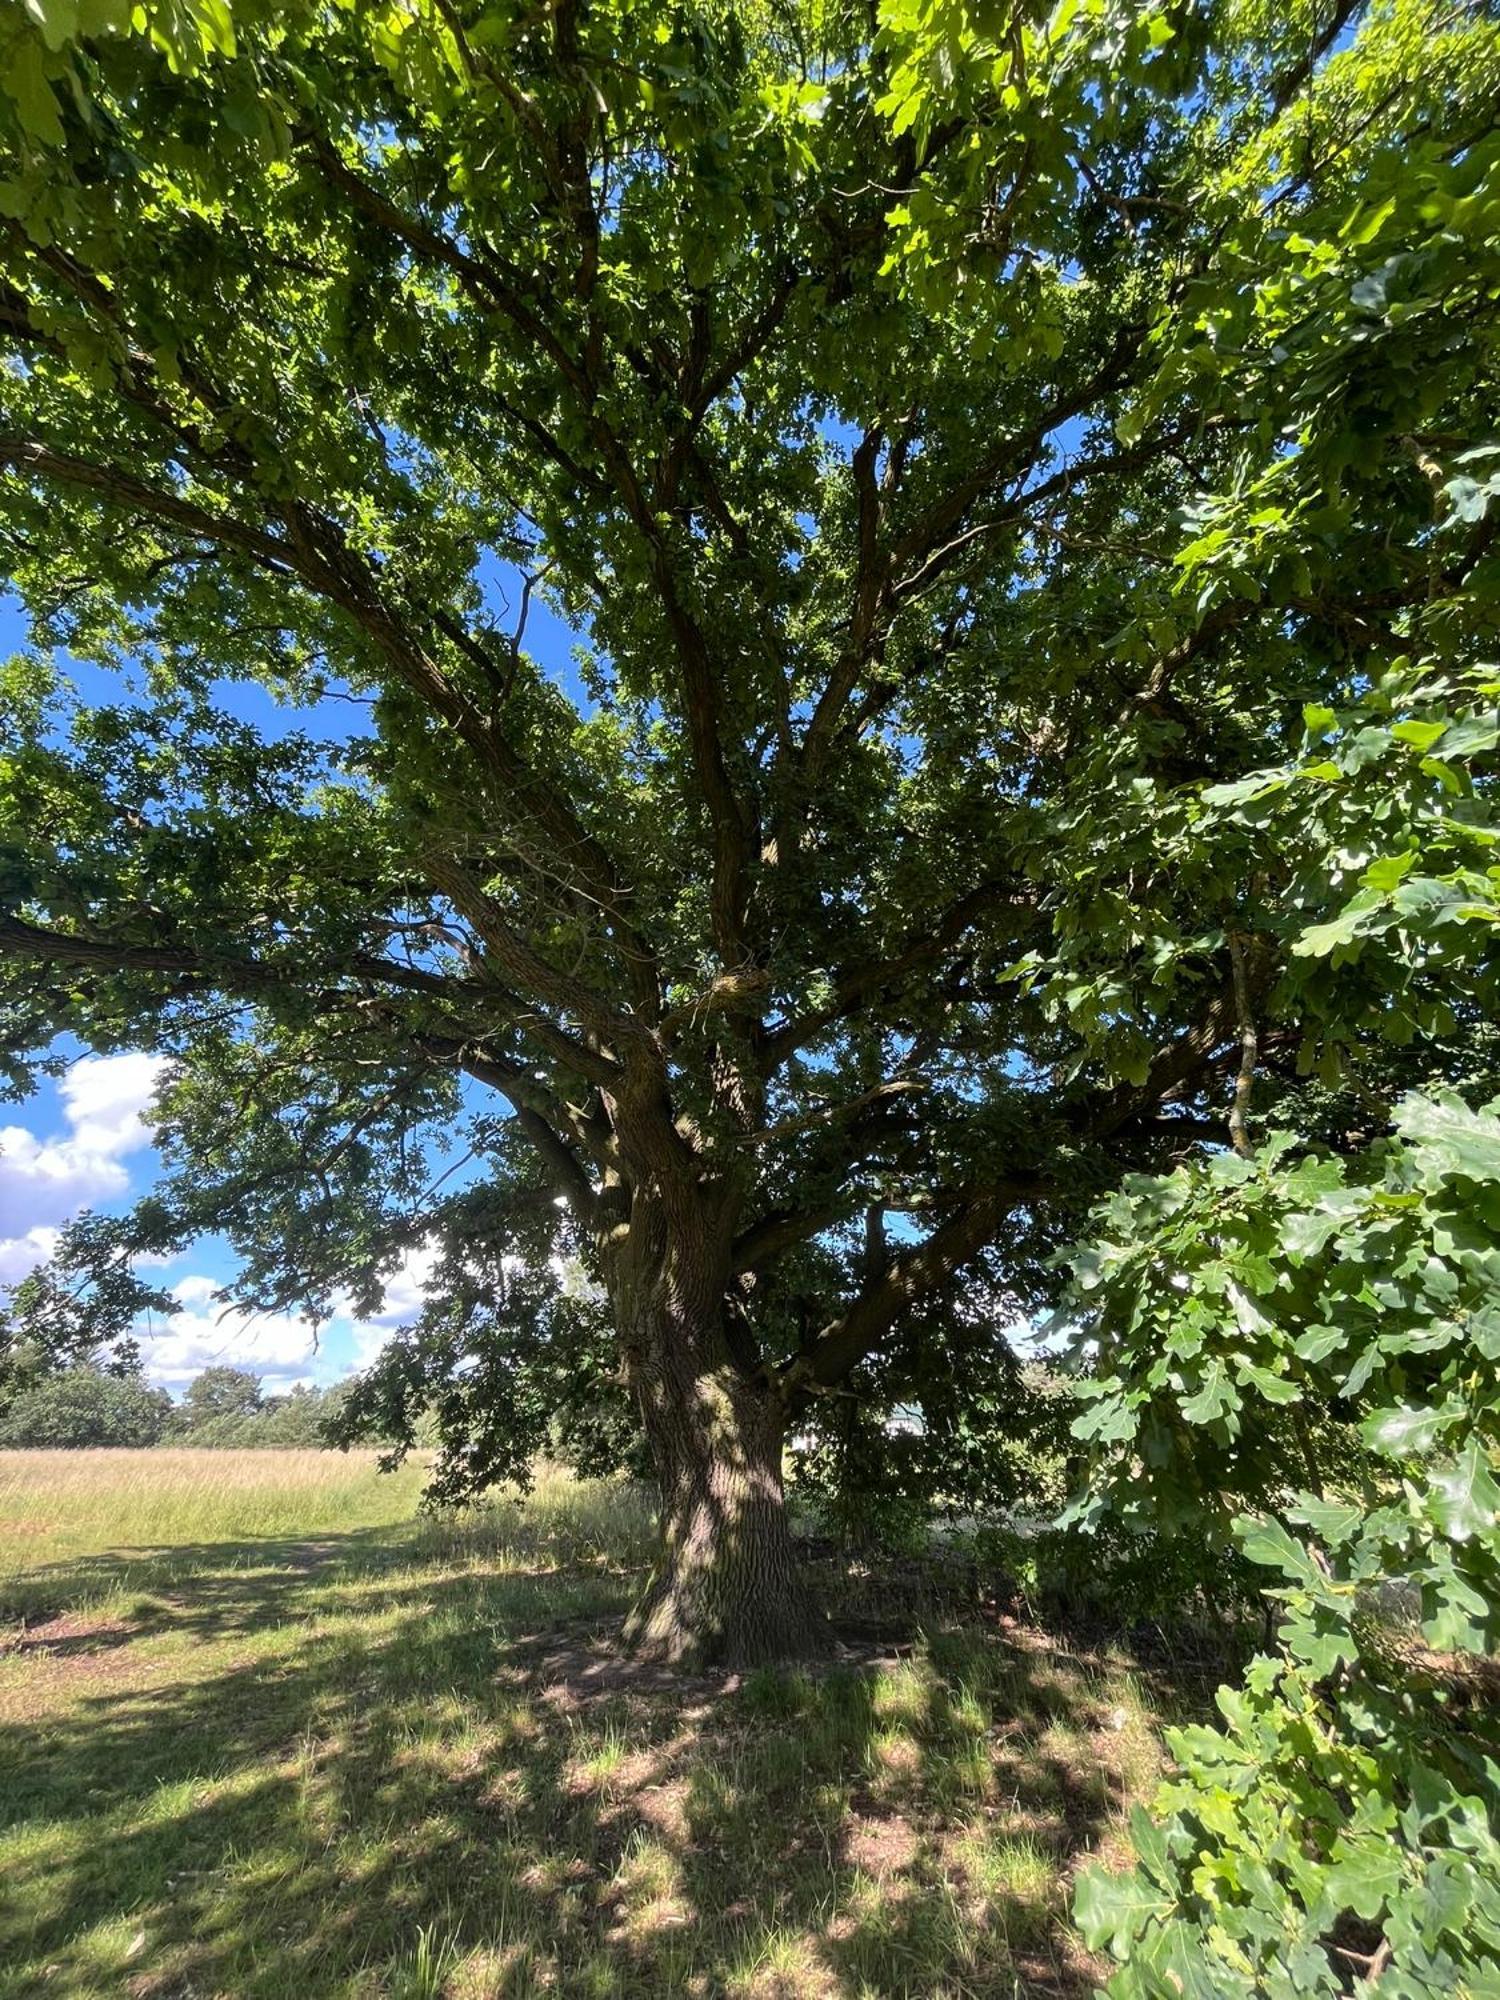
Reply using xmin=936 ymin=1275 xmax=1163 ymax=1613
xmin=0 ymin=1455 xmax=1178 ymax=1998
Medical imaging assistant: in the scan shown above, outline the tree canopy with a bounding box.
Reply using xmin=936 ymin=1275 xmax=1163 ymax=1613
xmin=0 ymin=1360 xmax=170 ymax=1447
xmin=175 ymin=1363 xmax=264 ymax=1428
xmin=1 ymin=0 xmax=1497 ymax=1670
xmin=4 ymin=0 xmax=1500 ymax=1982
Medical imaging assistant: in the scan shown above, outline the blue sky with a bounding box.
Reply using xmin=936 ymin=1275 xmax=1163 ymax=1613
xmin=0 ymin=574 xmax=587 ymax=1394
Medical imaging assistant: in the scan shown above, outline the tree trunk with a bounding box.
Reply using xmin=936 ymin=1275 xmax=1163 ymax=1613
xmin=619 ymin=1305 xmax=827 ymax=1668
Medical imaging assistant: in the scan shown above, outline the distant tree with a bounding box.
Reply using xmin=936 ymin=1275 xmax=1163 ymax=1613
xmin=247 ymin=1382 xmax=340 ymax=1448
xmin=0 ymin=1366 xmax=170 ymax=1449
xmin=175 ymin=1366 xmax=264 ymax=1434
xmin=191 ymin=1378 xmax=356 ymax=1447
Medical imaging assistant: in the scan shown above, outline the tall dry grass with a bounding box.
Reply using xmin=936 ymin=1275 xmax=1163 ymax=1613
xmin=0 ymin=1447 xmax=427 ymax=1576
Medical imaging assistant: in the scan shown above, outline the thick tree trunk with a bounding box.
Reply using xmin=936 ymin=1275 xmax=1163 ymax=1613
xmin=618 ymin=1302 xmax=827 ymax=1668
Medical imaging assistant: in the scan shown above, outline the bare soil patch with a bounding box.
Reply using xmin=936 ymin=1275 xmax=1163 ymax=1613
xmin=523 ymin=1617 xmax=921 ymax=1709
xmin=2 ymin=1611 xmax=135 ymax=1656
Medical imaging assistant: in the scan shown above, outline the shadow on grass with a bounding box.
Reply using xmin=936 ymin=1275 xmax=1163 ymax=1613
xmin=0 ymin=1517 xmax=1155 ymax=1999
xmin=0 ymin=1527 xmax=413 ymax=1643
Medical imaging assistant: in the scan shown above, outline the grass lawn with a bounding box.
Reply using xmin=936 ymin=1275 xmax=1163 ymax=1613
xmin=0 ymin=1450 xmax=1176 ymax=1999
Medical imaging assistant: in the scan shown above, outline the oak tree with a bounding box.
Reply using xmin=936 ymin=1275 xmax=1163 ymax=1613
xmin=2 ymin=0 xmax=1494 ymax=1664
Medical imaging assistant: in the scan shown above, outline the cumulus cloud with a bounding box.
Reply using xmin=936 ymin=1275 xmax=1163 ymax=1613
xmin=345 ymin=1321 xmax=398 ymax=1372
xmin=133 ymin=1245 xmax=441 ymax=1391
xmin=171 ymin=1274 xmax=220 ymax=1309
xmin=0 ymin=1051 xmax=167 ymax=1284
xmin=339 ymin=1243 xmax=440 ymax=1370
xmin=59 ymin=1051 xmax=167 ymax=1159
xmin=361 ymin=1242 xmax=440 ymax=1326
xmin=0 ymin=1224 xmax=61 ymax=1287
xmin=0 ymin=1049 xmax=444 ymax=1389
xmin=135 ymin=1279 xmax=326 ymax=1391
xmin=0 ymin=1121 xmax=132 ymax=1234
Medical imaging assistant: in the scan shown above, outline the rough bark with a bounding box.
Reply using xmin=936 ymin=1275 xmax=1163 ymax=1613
xmin=615 ymin=1283 xmax=827 ymax=1668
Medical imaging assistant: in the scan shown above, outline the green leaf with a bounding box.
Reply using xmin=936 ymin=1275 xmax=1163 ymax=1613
xmin=1435 ymin=712 xmax=1499 ymax=758
xmin=1363 ymin=1403 xmax=1462 ymax=1459
xmin=1286 ymin=1497 xmax=1362 ymax=1545
xmin=1292 ymin=892 xmax=1382 ymax=958
xmin=1293 ymin=1324 xmax=1345 ymax=1363
xmin=1325 ymin=1837 xmax=1401 ymax=1920
xmin=1391 ymin=719 xmax=1447 ymax=751
xmin=1180 ymin=1360 xmax=1237 ymax=1425
xmin=1073 ymin=1861 xmax=1172 ymax=1954
xmin=1397 ymin=1094 xmax=1500 ymax=1184
xmin=1238 ymin=1362 xmax=1301 ymax=1405
xmin=1427 ymin=1443 xmax=1500 ymax=1542
xmin=1363 ymin=851 xmax=1416 ymax=893
xmin=8 ymin=37 xmax=67 ymax=144
xmin=1071 ymin=1397 xmax=1140 ymax=1444
xmin=1235 ymin=1514 xmax=1320 ymax=1584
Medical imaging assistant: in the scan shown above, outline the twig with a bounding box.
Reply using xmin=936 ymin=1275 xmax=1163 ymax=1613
xmin=1227 ymin=931 xmax=1258 ymax=1158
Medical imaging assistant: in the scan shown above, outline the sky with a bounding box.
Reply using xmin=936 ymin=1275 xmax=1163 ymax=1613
xmin=0 ymin=1026 xmax=445 ymax=1395
xmin=0 ymin=567 xmax=589 ymax=1397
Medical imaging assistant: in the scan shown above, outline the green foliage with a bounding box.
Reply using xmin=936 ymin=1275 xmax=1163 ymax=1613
xmin=223 ymin=1380 xmax=354 ymax=1448
xmin=859 ymin=8 xmax=1500 ymax=1958
xmin=175 ymin=1364 xmax=264 ymax=1432
xmin=0 ymin=1224 xmax=174 ymax=1395
xmin=789 ymin=1312 xmax=1077 ymax=1543
xmin=163 ymin=1371 xmax=360 ymax=1448
xmin=1 ymin=0 xmax=1497 ymax=1676
xmin=883 ymin=0 xmax=1500 ymax=1098
xmin=327 ymin=1249 xmax=650 ymax=1499
xmin=874 ymin=0 xmax=1205 ymax=303
xmin=0 ymin=1363 xmax=171 ymax=1447
xmin=975 ymin=1517 xmax=1262 ymax=1640
xmin=1064 ymin=1093 xmax=1500 ymax=1996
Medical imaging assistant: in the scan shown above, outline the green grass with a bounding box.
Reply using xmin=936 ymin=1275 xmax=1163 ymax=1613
xmin=0 ymin=1449 xmax=1171 ymax=1998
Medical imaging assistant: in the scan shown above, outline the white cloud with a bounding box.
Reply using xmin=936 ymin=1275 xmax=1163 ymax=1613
xmin=172 ymin=1273 xmax=220 ymax=1308
xmin=0 ymin=1224 xmax=60 ymax=1287
xmin=336 ymin=1242 xmax=439 ymax=1371
xmin=0 ymin=1120 xmax=132 ymax=1232
xmin=0 ymin=1181 xmax=436 ymax=1382
xmin=0 ymin=1051 xmax=168 ymax=1283
xmin=136 ymin=1287 xmax=326 ymax=1390
xmin=346 ymin=1320 xmax=395 ymax=1371
xmin=1 ymin=1053 xmax=449 ymax=1389
xmin=59 ymin=1051 xmax=167 ymax=1159
xmin=364 ymin=1241 xmax=439 ymax=1326
xmin=136 ymin=1246 xmax=442 ymax=1391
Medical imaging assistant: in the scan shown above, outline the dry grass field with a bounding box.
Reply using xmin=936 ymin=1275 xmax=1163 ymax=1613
xmin=0 ymin=1449 xmax=1174 ymax=1998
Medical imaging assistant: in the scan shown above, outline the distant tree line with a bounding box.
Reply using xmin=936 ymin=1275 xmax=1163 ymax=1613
xmin=0 ymin=1359 xmax=355 ymax=1450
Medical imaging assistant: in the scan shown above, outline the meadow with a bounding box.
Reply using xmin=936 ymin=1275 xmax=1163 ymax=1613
xmin=0 ymin=1450 xmax=1175 ymax=1999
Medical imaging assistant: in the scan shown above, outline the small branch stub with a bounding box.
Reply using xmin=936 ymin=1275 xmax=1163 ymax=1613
xmin=1227 ymin=931 xmax=1258 ymax=1160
